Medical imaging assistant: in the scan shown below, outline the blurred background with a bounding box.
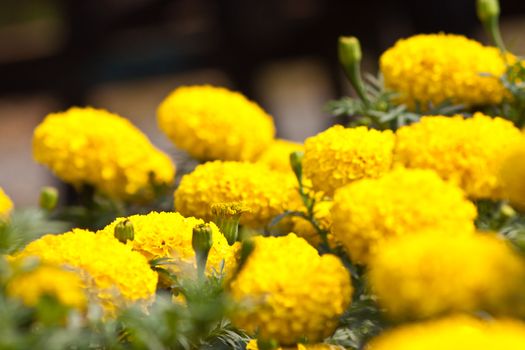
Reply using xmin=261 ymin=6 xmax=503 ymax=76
xmin=1 ymin=0 xmax=525 ymax=205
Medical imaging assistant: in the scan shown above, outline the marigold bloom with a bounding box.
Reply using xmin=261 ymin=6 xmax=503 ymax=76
xmin=33 ymin=107 xmax=175 ymax=200
xmin=256 ymin=139 xmax=304 ymax=173
xmin=246 ymin=340 xmax=344 ymax=350
xmin=7 ymin=262 xmax=86 ymax=309
xmin=157 ymin=85 xmax=275 ymax=161
xmin=175 ymin=161 xmax=301 ymax=228
xmin=331 ymin=167 xmax=477 ymax=264
xmin=500 ymin=142 xmax=525 ymax=211
xmin=303 ymin=125 xmax=395 ymax=196
xmin=366 ymin=316 xmax=525 ymax=350
xmin=395 ymin=113 xmax=522 ymax=199
xmin=13 ymin=229 xmax=157 ymax=312
xmin=369 ymin=232 xmax=525 ymax=321
xmin=380 ymin=33 xmax=510 ymax=108
xmin=98 ymin=211 xmax=237 ymax=277
xmin=0 ymin=187 xmax=13 ymax=219
xmin=230 ymin=234 xmax=352 ymax=345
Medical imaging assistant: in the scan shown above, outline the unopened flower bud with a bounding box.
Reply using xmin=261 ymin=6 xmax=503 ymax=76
xmin=477 ymin=0 xmax=500 ymax=23
xmin=192 ymin=223 xmax=213 ymax=278
xmin=338 ymin=36 xmax=369 ymax=105
xmin=289 ymin=151 xmax=304 ymax=184
xmin=39 ymin=186 xmax=58 ymax=211
xmin=211 ymin=202 xmax=247 ymax=245
xmin=114 ymin=219 xmax=134 ymax=243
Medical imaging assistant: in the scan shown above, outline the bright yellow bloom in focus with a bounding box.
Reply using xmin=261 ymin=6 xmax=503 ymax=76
xmin=256 ymin=139 xmax=304 ymax=173
xmin=13 ymin=229 xmax=158 ymax=312
xmin=380 ymin=33 xmax=510 ymax=108
xmin=303 ymin=125 xmax=395 ymax=196
xmin=246 ymin=340 xmax=344 ymax=350
xmin=369 ymin=232 xmax=525 ymax=321
xmin=500 ymin=141 xmax=525 ymax=211
xmin=395 ymin=113 xmax=523 ymax=199
xmin=230 ymin=234 xmax=352 ymax=345
xmin=175 ymin=161 xmax=302 ymax=228
xmin=33 ymin=107 xmax=175 ymax=200
xmin=366 ymin=316 xmax=525 ymax=350
xmin=0 ymin=187 xmax=13 ymax=219
xmin=7 ymin=262 xmax=86 ymax=309
xmin=157 ymin=85 xmax=275 ymax=161
xmin=331 ymin=167 xmax=477 ymax=264
xmin=98 ymin=211 xmax=237 ymax=277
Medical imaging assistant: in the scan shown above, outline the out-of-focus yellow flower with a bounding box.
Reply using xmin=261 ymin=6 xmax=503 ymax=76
xmin=7 ymin=262 xmax=86 ymax=310
xmin=98 ymin=211 xmax=237 ymax=277
xmin=303 ymin=125 xmax=395 ymax=196
xmin=230 ymin=234 xmax=352 ymax=345
xmin=369 ymin=232 xmax=525 ymax=321
xmin=175 ymin=161 xmax=302 ymax=228
xmin=33 ymin=107 xmax=175 ymax=200
xmin=0 ymin=187 xmax=13 ymax=219
xmin=380 ymin=33 xmax=511 ymax=108
xmin=395 ymin=113 xmax=522 ymax=199
xmin=13 ymin=229 xmax=158 ymax=312
xmin=246 ymin=340 xmax=344 ymax=350
xmin=291 ymin=201 xmax=335 ymax=247
xmin=331 ymin=167 xmax=477 ymax=265
xmin=500 ymin=142 xmax=525 ymax=211
xmin=256 ymin=139 xmax=304 ymax=173
xmin=157 ymin=85 xmax=275 ymax=161
xmin=366 ymin=315 xmax=525 ymax=350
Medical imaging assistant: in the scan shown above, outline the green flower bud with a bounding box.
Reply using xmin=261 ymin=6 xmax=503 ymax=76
xmin=211 ymin=202 xmax=247 ymax=245
xmin=338 ymin=36 xmax=369 ymax=105
xmin=192 ymin=223 xmax=213 ymax=278
xmin=289 ymin=151 xmax=304 ymax=184
xmin=477 ymin=0 xmax=500 ymax=23
xmin=114 ymin=219 xmax=134 ymax=243
xmin=39 ymin=186 xmax=58 ymax=211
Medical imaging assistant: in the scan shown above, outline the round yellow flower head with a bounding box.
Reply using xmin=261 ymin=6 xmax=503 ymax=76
xmin=380 ymin=33 xmax=510 ymax=108
xmin=0 ymin=187 xmax=13 ymax=220
xmin=395 ymin=113 xmax=523 ymax=199
xmin=331 ymin=167 xmax=477 ymax=264
xmin=33 ymin=107 xmax=175 ymax=200
xmin=366 ymin=316 xmax=525 ymax=350
xmin=175 ymin=161 xmax=302 ymax=228
xmin=500 ymin=141 xmax=525 ymax=211
xmin=98 ymin=211 xmax=237 ymax=277
xmin=13 ymin=229 xmax=158 ymax=312
xmin=369 ymin=232 xmax=525 ymax=321
xmin=157 ymin=85 xmax=275 ymax=161
xmin=246 ymin=340 xmax=344 ymax=350
xmin=230 ymin=234 xmax=352 ymax=345
xmin=256 ymin=139 xmax=304 ymax=173
xmin=291 ymin=200 xmax=335 ymax=247
xmin=303 ymin=125 xmax=395 ymax=196
xmin=7 ymin=261 xmax=86 ymax=310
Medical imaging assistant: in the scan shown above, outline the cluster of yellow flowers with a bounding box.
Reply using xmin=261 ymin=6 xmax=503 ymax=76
xmin=303 ymin=125 xmax=395 ymax=196
xmin=331 ymin=167 xmax=477 ymax=264
xmin=230 ymin=234 xmax=352 ymax=345
xmin=0 ymin=187 xmax=13 ymax=219
xmin=380 ymin=33 xmax=510 ymax=108
xmin=13 ymin=229 xmax=158 ymax=312
xmin=158 ymin=85 xmax=275 ymax=161
xmin=98 ymin=211 xmax=237 ymax=277
xmin=33 ymin=107 xmax=175 ymax=200
xmin=395 ymin=113 xmax=523 ymax=199
xmin=369 ymin=232 xmax=525 ymax=321
xmin=366 ymin=316 xmax=525 ymax=349
xmin=7 ymin=261 xmax=86 ymax=310
xmin=175 ymin=161 xmax=301 ymax=228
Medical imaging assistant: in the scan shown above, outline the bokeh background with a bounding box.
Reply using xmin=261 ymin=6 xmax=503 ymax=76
xmin=1 ymin=0 xmax=525 ymax=205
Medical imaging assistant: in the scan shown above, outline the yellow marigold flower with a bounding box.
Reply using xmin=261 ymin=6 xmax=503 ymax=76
xmin=175 ymin=161 xmax=302 ymax=228
xmin=33 ymin=107 xmax=175 ymax=200
xmin=369 ymin=232 xmax=525 ymax=321
xmin=380 ymin=33 xmax=510 ymax=108
xmin=366 ymin=316 xmax=525 ymax=350
xmin=303 ymin=125 xmax=395 ymax=196
xmin=13 ymin=229 xmax=158 ymax=311
xmin=0 ymin=187 xmax=13 ymax=219
xmin=395 ymin=113 xmax=522 ymax=199
xmin=291 ymin=200 xmax=335 ymax=247
xmin=331 ymin=167 xmax=477 ymax=264
xmin=230 ymin=234 xmax=352 ymax=345
xmin=98 ymin=211 xmax=237 ymax=277
xmin=7 ymin=262 xmax=86 ymax=309
xmin=246 ymin=339 xmax=344 ymax=350
xmin=500 ymin=142 xmax=525 ymax=211
xmin=157 ymin=85 xmax=275 ymax=161
xmin=256 ymin=139 xmax=304 ymax=173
